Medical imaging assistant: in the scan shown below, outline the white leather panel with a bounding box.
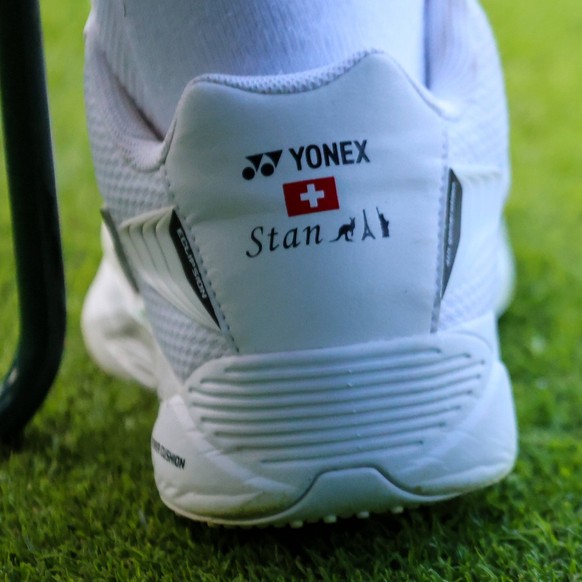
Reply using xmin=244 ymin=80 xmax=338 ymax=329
xmin=165 ymin=54 xmax=446 ymax=353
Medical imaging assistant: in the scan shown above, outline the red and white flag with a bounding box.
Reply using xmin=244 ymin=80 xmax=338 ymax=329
xmin=283 ymin=177 xmax=340 ymax=217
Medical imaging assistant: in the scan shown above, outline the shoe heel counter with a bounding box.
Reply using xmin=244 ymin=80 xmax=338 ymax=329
xmin=165 ymin=54 xmax=448 ymax=353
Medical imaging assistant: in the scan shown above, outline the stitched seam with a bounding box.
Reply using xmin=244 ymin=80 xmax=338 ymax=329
xmin=431 ymin=124 xmax=449 ymax=333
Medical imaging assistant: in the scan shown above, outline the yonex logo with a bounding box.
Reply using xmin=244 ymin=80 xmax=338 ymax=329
xmin=242 ymin=139 xmax=370 ymax=180
xmin=242 ymin=150 xmax=283 ymax=180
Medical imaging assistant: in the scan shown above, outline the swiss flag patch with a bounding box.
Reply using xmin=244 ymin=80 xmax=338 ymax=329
xmin=283 ymin=177 xmax=340 ymax=217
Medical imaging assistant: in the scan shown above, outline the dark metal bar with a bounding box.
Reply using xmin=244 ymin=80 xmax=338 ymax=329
xmin=0 ymin=0 xmax=66 ymax=438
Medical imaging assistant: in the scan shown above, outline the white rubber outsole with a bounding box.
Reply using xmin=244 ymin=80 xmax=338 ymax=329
xmin=150 ymin=319 xmax=516 ymax=526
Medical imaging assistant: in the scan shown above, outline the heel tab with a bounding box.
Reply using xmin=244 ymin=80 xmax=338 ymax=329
xmin=164 ymin=43 xmax=448 ymax=353
xmin=186 ymin=49 xmax=385 ymax=95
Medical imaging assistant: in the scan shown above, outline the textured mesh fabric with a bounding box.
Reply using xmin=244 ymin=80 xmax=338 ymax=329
xmin=429 ymin=1 xmax=510 ymax=329
xmin=140 ymin=284 xmax=234 ymax=381
xmin=85 ymin=30 xmax=234 ymax=381
xmin=85 ymin=39 xmax=169 ymax=224
xmin=86 ymin=89 xmax=168 ymax=225
xmin=428 ymin=0 xmax=509 ymax=171
xmin=439 ymin=228 xmax=499 ymax=330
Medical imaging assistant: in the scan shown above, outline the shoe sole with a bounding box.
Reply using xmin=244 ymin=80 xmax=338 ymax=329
xmin=151 ymin=312 xmax=516 ymax=526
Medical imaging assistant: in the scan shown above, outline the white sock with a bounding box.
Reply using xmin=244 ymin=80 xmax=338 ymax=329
xmin=90 ymin=0 xmax=426 ymax=134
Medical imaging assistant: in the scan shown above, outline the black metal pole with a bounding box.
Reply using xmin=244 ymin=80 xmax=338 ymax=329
xmin=0 ymin=0 xmax=66 ymax=438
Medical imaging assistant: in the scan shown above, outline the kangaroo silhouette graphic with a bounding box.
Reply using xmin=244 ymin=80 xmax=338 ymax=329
xmin=331 ymin=217 xmax=356 ymax=242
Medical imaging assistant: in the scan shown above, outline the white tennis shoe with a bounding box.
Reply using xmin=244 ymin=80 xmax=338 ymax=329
xmin=82 ymin=1 xmax=517 ymax=526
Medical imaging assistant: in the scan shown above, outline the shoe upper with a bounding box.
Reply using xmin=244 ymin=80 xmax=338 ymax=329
xmin=84 ymin=0 xmax=510 ymax=382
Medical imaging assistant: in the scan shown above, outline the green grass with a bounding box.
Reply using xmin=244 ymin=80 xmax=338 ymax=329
xmin=1 ymin=0 xmax=582 ymax=579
